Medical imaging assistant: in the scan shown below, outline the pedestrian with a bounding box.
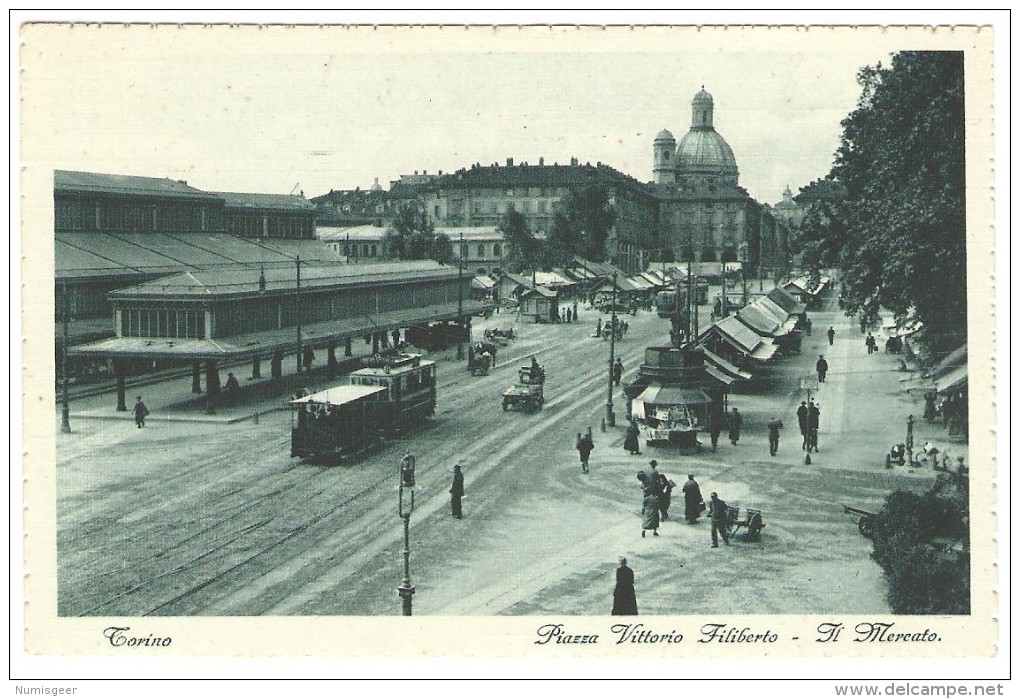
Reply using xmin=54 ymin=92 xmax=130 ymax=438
xmin=682 ymin=474 xmax=704 ymax=524
xmin=641 ymin=489 xmax=660 ymax=537
xmin=573 ymin=301 xmax=578 ymax=322
xmin=611 ymin=557 xmax=638 ymax=615
xmin=613 ymin=358 xmax=623 ymax=386
xmin=728 ymin=407 xmax=743 ymax=445
xmin=827 ymin=326 xmax=835 ymax=346
xmin=866 ymin=333 xmax=877 ymax=355
xmin=449 ymin=464 xmax=464 ymax=519
xmin=596 ymin=318 xmax=603 ymax=338
xmin=645 ymin=460 xmax=663 ymax=497
xmin=804 ymin=317 xmax=813 ymax=336
xmin=303 ymin=345 xmax=315 ymax=369
xmin=656 ymin=470 xmax=676 ymax=521
xmin=623 ymin=419 xmax=641 ymax=455
xmin=566 ymin=307 xmax=572 ymax=323
xmin=797 ymin=401 xmax=809 ymax=449
xmin=133 ymin=396 xmax=149 ymax=428
xmin=708 ymin=492 xmax=730 ymax=547
xmin=808 ymin=402 xmax=820 ymax=452
xmin=224 ymin=372 xmax=240 ymax=405
xmin=577 ymin=428 xmax=595 ymax=473
xmin=816 ymin=354 xmax=829 ymax=383
xmin=860 ymin=316 xmax=867 ymax=334
xmin=709 ymin=406 xmax=723 ymax=451
xmin=767 ymin=417 xmax=783 ymax=456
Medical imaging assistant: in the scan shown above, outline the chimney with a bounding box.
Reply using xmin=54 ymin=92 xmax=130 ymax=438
xmin=414 ymin=170 xmax=419 ymax=175
xmin=424 ymin=170 xmax=428 ymax=175
xmin=439 ymin=170 xmax=443 ymax=175
xmin=506 ymin=157 xmax=514 ymax=167
xmin=539 ymin=157 xmax=544 ymax=166
xmin=570 ymin=157 xmax=578 ymax=167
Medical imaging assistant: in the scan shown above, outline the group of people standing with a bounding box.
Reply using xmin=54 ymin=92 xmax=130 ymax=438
xmin=796 ymin=400 xmax=821 ymax=452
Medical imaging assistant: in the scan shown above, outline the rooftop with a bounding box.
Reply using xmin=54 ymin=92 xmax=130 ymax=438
xmin=55 ymin=170 xmax=220 ymax=201
xmin=213 ymin=191 xmax=316 ymax=212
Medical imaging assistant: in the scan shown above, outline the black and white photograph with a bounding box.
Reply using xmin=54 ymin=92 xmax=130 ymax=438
xmin=15 ymin=17 xmax=1004 ymax=678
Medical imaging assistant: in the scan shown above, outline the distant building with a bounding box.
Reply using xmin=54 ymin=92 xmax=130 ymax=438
xmin=652 ymin=89 xmax=792 ymax=272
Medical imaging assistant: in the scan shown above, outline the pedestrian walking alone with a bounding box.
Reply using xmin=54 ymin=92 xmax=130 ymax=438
xmin=641 ymin=489 xmax=661 ymax=537
xmin=595 ymin=318 xmax=603 ymax=338
xmin=623 ymin=420 xmax=641 ymax=455
xmin=728 ymin=407 xmax=743 ymax=445
xmin=709 ymin=405 xmax=723 ymax=451
xmin=816 ymin=354 xmax=829 ymax=383
xmin=708 ymin=492 xmax=730 ymax=548
xmin=133 ymin=396 xmax=149 ymax=428
xmin=827 ymin=326 xmax=835 ymax=346
xmin=224 ymin=372 xmax=240 ymax=405
xmin=577 ymin=428 xmax=595 ymax=473
xmin=682 ymin=474 xmax=704 ymax=524
xmin=866 ymin=333 xmax=877 ymax=355
xmin=767 ymin=417 xmax=783 ymax=456
xmin=449 ymin=464 xmax=464 ymax=519
xmin=611 ymin=557 xmax=638 ymax=615
xmin=613 ymin=358 xmax=623 ymax=386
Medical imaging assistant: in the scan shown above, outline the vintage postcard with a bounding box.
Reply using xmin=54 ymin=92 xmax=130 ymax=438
xmin=18 ymin=21 xmax=1001 ymax=670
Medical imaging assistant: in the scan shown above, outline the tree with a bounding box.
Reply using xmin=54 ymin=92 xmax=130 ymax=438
xmin=497 ymin=206 xmax=539 ymax=273
xmin=821 ymin=52 xmax=966 ymax=351
xmin=564 ymin=184 xmax=616 ymax=262
xmin=385 ymin=204 xmax=448 ymax=262
xmin=544 ymin=212 xmax=578 ymax=268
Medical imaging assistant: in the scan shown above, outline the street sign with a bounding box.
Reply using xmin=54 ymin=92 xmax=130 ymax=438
xmin=800 ymin=377 xmax=819 ymax=392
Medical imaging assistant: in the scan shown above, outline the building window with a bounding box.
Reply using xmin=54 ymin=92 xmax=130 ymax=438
xmin=370 ymin=244 xmax=377 ymax=257
xmin=493 ymin=243 xmax=502 ymax=257
xmin=460 ymin=244 xmax=469 ymax=259
xmin=434 ymin=205 xmax=440 ymax=217
xmin=477 ymin=244 xmax=485 ymax=257
xmin=121 ymin=308 xmax=205 ymax=339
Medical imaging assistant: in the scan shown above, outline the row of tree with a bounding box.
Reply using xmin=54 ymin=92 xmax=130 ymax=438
xmin=381 ymin=184 xmax=618 ymax=274
xmin=794 ymin=51 xmax=966 ymax=354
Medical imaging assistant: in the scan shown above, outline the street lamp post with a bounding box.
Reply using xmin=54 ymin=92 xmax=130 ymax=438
xmin=397 ymin=454 xmax=416 ymax=616
xmin=60 ymin=280 xmax=72 ymax=433
xmin=605 ymin=272 xmax=618 ymax=428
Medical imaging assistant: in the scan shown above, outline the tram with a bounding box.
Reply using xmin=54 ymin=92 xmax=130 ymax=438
xmin=290 ymin=353 xmax=437 ymax=463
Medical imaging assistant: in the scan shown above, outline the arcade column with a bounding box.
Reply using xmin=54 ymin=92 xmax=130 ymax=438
xmin=327 ymin=342 xmax=337 ymax=370
xmin=271 ymin=351 xmax=283 ymax=379
xmin=344 ymin=338 xmax=353 ymax=357
xmin=372 ymin=333 xmax=380 ymax=354
xmin=192 ymin=362 xmax=202 ymax=394
xmin=252 ymin=353 xmax=261 ymax=379
xmin=113 ymin=359 xmax=128 ymax=412
xmin=205 ymin=360 xmax=221 ymax=414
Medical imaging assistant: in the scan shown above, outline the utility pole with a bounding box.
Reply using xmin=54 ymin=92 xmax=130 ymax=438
xmin=397 ymin=456 xmax=416 ymax=616
xmin=60 ymin=279 xmax=71 ymax=433
xmin=457 ymin=231 xmax=465 ymax=360
xmin=295 ymin=255 xmax=302 ymax=373
xmin=605 ymin=272 xmax=618 ymax=428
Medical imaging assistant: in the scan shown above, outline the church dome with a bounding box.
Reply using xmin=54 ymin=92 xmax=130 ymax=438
xmin=675 ymin=88 xmax=739 ymax=185
xmin=675 ymin=130 xmax=739 ymax=181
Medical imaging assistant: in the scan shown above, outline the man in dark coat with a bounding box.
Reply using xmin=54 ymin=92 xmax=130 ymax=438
xmin=612 ymin=557 xmax=638 ymax=615
xmin=623 ymin=420 xmax=641 ymax=455
xmin=807 ymin=402 xmax=820 ymax=452
xmin=224 ymin=372 xmax=240 ymax=405
xmin=613 ymin=358 xmax=623 ymax=386
xmin=449 ymin=465 xmax=464 ymax=519
xmin=866 ymin=333 xmax=876 ymax=355
xmin=797 ymin=401 xmax=809 ymax=449
xmin=596 ymin=318 xmax=603 ymax=337
xmin=577 ymin=428 xmax=595 ymax=473
xmin=827 ymin=326 xmax=835 ymax=346
xmin=708 ymin=492 xmax=730 ymax=548
xmin=682 ymin=474 xmax=704 ymax=524
xmin=728 ymin=407 xmax=743 ymax=445
xmin=133 ymin=396 xmax=149 ymax=428
xmin=655 ymin=470 xmax=675 ymax=520
xmin=816 ymin=354 xmax=829 ymax=383
xmin=767 ymin=417 xmax=783 ymax=456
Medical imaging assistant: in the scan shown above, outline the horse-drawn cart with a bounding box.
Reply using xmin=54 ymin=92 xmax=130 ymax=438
xmin=502 ymin=364 xmax=545 ymax=412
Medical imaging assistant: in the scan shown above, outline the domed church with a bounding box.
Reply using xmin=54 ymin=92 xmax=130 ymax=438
xmin=651 ymin=88 xmax=788 ymax=270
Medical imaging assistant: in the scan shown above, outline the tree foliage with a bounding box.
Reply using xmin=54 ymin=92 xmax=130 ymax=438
xmin=820 ymin=52 xmax=966 ymax=351
xmin=385 ymin=204 xmax=450 ymax=263
xmin=870 ymin=488 xmax=970 ymax=614
xmin=563 ymin=184 xmax=616 ymax=262
xmin=497 ymin=206 xmax=540 ymax=274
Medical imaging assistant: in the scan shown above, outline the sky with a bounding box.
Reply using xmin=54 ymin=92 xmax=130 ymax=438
xmin=21 ymin=24 xmax=897 ymax=206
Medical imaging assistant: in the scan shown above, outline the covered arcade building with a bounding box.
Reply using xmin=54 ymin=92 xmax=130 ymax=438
xmin=69 ymin=260 xmax=483 ymax=412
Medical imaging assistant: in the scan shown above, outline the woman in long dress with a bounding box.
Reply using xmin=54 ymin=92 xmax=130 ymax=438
xmin=641 ymin=490 xmax=660 ymax=537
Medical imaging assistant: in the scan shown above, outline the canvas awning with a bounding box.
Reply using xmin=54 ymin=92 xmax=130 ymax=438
xmin=290 ymin=384 xmax=387 ymax=406
xmin=701 ymin=347 xmax=753 ymax=381
xmin=703 ymin=316 xmax=778 ymax=362
xmin=935 ymin=365 xmax=968 ymax=394
xmin=636 ymin=385 xmax=713 ymax=407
